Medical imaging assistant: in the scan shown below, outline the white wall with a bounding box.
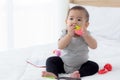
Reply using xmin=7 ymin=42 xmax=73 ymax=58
xmin=0 ymin=0 xmax=69 ymax=51
xmin=0 ymin=0 xmax=7 ymax=51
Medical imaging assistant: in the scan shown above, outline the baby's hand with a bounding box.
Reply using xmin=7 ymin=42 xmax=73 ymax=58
xmin=81 ymin=26 xmax=88 ymax=37
xmin=67 ymin=25 xmax=75 ymax=36
xmin=74 ymin=25 xmax=83 ymax=36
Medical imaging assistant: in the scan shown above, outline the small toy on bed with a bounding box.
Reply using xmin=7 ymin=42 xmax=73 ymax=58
xmin=74 ymin=25 xmax=83 ymax=36
xmin=53 ymin=49 xmax=61 ymax=56
xmin=98 ymin=63 xmax=112 ymax=74
xmin=44 ymin=76 xmax=55 ymax=80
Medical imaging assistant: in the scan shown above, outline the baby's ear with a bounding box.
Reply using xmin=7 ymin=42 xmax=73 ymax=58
xmin=85 ymin=22 xmax=89 ymax=28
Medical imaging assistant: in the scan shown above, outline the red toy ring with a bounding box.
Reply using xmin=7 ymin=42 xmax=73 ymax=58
xmin=98 ymin=63 xmax=112 ymax=74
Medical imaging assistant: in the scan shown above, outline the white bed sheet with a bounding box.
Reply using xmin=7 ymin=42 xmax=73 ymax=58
xmin=19 ymin=36 xmax=120 ymax=80
xmin=0 ymin=37 xmax=120 ymax=80
xmin=0 ymin=48 xmax=32 ymax=80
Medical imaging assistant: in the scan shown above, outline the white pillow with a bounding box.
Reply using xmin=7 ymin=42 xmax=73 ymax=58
xmin=69 ymin=3 xmax=120 ymax=40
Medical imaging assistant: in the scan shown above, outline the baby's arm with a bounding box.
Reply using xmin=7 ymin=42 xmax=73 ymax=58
xmin=58 ymin=34 xmax=72 ymax=49
xmin=82 ymin=26 xmax=97 ymax=49
xmin=58 ymin=26 xmax=74 ymax=49
xmin=82 ymin=31 xmax=97 ymax=49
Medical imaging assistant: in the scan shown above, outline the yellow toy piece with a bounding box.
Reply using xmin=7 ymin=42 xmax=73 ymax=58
xmin=74 ymin=25 xmax=83 ymax=36
xmin=75 ymin=25 xmax=81 ymax=30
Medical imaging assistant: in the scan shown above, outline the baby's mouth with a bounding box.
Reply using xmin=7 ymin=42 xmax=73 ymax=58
xmin=71 ymin=24 xmax=76 ymax=27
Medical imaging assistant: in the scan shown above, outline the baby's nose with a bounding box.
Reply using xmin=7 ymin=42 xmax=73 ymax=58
xmin=73 ymin=19 xmax=78 ymax=24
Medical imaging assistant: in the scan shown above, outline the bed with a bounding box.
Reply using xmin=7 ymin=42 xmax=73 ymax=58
xmin=0 ymin=0 xmax=120 ymax=80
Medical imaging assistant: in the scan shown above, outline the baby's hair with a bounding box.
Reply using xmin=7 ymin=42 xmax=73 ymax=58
xmin=67 ymin=6 xmax=89 ymax=22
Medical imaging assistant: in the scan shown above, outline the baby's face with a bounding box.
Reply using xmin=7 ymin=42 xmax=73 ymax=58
xmin=66 ymin=9 xmax=88 ymax=29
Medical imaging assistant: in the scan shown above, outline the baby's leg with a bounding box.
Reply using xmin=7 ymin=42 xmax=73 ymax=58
xmin=70 ymin=71 xmax=80 ymax=79
xmin=42 ymin=56 xmax=65 ymax=78
xmin=79 ymin=61 xmax=99 ymax=77
xmin=41 ymin=71 xmax=57 ymax=78
xmin=45 ymin=56 xmax=65 ymax=76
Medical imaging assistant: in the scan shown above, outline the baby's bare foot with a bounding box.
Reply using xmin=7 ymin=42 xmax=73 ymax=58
xmin=41 ymin=71 xmax=57 ymax=78
xmin=70 ymin=71 xmax=80 ymax=79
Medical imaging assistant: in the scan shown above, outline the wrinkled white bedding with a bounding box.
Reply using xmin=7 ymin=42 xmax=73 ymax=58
xmin=0 ymin=36 xmax=120 ymax=80
xmin=6 ymin=37 xmax=119 ymax=80
xmin=19 ymin=37 xmax=120 ymax=80
xmin=1 ymin=4 xmax=120 ymax=80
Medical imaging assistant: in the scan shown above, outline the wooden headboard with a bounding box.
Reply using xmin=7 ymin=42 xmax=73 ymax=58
xmin=69 ymin=0 xmax=120 ymax=7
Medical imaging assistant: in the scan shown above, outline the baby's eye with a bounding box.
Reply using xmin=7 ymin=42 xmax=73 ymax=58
xmin=69 ymin=18 xmax=73 ymax=20
xmin=78 ymin=19 xmax=81 ymax=21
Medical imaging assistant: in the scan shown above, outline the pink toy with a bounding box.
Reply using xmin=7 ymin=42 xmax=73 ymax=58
xmin=53 ymin=49 xmax=61 ymax=56
xmin=74 ymin=25 xmax=83 ymax=36
xmin=98 ymin=63 xmax=112 ymax=74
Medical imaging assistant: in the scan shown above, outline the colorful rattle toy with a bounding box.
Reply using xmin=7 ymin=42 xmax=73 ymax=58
xmin=98 ymin=63 xmax=112 ymax=74
xmin=53 ymin=49 xmax=61 ymax=56
xmin=74 ymin=25 xmax=83 ymax=36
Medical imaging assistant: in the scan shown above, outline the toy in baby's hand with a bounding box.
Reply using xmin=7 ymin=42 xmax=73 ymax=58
xmin=74 ymin=25 xmax=83 ymax=36
xmin=53 ymin=49 xmax=61 ymax=56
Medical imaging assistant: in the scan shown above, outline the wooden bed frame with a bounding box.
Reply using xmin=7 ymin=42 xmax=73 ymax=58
xmin=69 ymin=0 xmax=120 ymax=7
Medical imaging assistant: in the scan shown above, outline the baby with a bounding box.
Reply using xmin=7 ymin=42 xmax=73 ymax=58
xmin=42 ymin=6 xmax=99 ymax=79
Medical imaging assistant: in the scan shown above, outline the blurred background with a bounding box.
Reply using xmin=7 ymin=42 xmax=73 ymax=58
xmin=0 ymin=0 xmax=69 ymax=51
